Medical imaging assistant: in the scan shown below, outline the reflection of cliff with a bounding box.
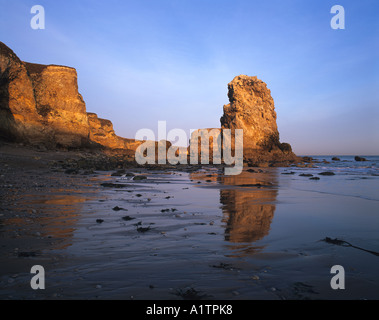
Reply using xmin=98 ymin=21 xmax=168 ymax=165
xmin=4 ymin=192 xmax=88 ymax=250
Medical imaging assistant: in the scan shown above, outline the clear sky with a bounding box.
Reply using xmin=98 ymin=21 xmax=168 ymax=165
xmin=1 ymin=0 xmax=378 ymax=155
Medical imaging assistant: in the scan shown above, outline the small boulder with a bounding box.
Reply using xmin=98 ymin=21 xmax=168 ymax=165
xmin=318 ymin=172 xmax=335 ymax=176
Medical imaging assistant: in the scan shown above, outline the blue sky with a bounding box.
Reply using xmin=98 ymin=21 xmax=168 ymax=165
xmin=1 ymin=0 xmax=378 ymax=155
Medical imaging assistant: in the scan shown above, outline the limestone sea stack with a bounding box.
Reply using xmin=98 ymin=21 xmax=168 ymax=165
xmin=221 ymin=75 xmax=298 ymax=166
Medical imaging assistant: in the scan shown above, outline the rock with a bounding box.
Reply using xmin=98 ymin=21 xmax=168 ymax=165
xmin=87 ymin=112 xmax=140 ymax=150
xmin=318 ymin=172 xmax=335 ymax=176
xmin=122 ymin=216 xmax=135 ymax=221
xmin=355 ymin=156 xmax=367 ymax=162
xmin=220 ymin=75 xmax=299 ymax=164
xmin=332 ymin=157 xmax=341 ymax=161
xmin=96 ymin=219 xmax=104 ymax=224
xmin=0 ymin=42 xmax=45 ymax=143
xmin=137 ymin=226 xmax=151 ymax=233
xmin=112 ymin=206 xmax=126 ymax=211
xmin=111 ymin=169 xmax=126 ymax=177
xmin=26 ymin=62 xmax=91 ymax=148
xmin=0 ymin=42 xmax=146 ymax=154
xmin=188 ymin=75 xmax=299 ymax=166
xmin=310 ymin=177 xmax=320 ymax=180
xmin=299 ymin=173 xmax=313 ymax=177
xmin=100 ymin=182 xmax=129 ymax=188
xmin=220 ymin=75 xmax=278 ymax=150
xmin=133 ymin=175 xmax=147 ymax=181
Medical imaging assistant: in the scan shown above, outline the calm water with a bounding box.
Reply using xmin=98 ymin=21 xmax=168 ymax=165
xmin=1 ymin=156 xmax=378 ymax=300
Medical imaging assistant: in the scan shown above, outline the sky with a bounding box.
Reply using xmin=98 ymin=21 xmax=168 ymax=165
xmin=1 ymin=0 xmax=378 ymax=155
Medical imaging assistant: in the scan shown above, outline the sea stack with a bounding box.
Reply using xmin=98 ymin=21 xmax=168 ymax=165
xmin=220 ymin=75 xmax=298 ymax=166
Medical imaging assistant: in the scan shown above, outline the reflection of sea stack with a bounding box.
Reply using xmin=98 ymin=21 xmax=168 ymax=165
xmin=221 ymin=190 xmax=275 ymax=243
xmin=219 ymin=172 xmax=277 ymax=244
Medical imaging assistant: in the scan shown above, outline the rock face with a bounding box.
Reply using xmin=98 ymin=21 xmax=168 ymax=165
xmin=25 ymin=62 xmax=91 ymax=148
xmin=87 ymin=112 xmax=125 ymax=150
xmin=220 ymin=75 xmax=298 ymax=165
xmin=0 ymin=42 xmax=45 ymax=143
xmin=0 ymin=41 xmax=143 ymax=152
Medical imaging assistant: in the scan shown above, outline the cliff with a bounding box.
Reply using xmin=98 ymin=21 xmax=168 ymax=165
xmin=0 ymin=41 xmax=140 ymax=152
xmin=25 ymin=62 xmax=90 ymax=148
xmin=0 ymin=42 xmax=45 ymax=144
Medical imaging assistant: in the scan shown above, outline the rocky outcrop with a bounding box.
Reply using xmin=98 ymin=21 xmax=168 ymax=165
xmin=220 ymin=75 xmax=298 ymax=166
xmin=0 ymin=42 xmax=45 ymax=143
xmin=189 ymin=75 xmax=298 ymax=166
xmin=25 ymin=62 xmax=91 ymax=148
xmin=87 ymin=112 xmax=125 ymax=150
xmin=0 ymin=41 xmax=143 ymax=152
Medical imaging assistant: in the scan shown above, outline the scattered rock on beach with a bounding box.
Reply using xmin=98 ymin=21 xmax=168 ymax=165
xmin=111 ymin=170 xmax=126 ymax=176
xmin=96 ymin=219 xmax=104 ymax=224
xmin=299 ymin=174 xmax=313 ymax=177
xmin=113 ymin=206 xmax=127 ymax=211
xmin=355 ymin=156 xmax=367 ymax=162
xmin=101 ymin=183 xmax=128 ymax=188
xmin=310 ymin=177 xmax=320 ymax=180
xmin=137 ymin=226 xmax=151 ymax=233
xmin=332 ymin=157 xmax=341 ymax=161
xmin=133 ymin=175 xmax=147 ymax=181
xmin=318 ymin=172 xmax=335 ymax=176
xmin=122 ymin=216 xmax=135 ymax=221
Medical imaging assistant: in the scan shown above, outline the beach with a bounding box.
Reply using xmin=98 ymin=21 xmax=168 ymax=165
xmin=0 ymin=143 xmax=378 ymax=300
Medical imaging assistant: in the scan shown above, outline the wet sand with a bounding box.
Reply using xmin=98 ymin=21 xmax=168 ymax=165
xmin=1 ymin=144 xmax=378 ymax=300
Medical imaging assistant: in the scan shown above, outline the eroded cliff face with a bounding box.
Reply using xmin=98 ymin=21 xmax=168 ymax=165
xmin=0 ymin=42 xmax=45 ymax=143
xmin=0 ymin=41 xmax=142 ymax=152
xmin=221 ymin=75 xmax=298 ymax=165
xmin=87 ymin=112 xmax=127 ymax=150
xmin=26 ymin=63 xmax=91 ymax=148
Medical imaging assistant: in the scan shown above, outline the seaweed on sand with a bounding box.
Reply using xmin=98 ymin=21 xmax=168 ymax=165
xmin=322 ymin=237 xmax=379 ymax=257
